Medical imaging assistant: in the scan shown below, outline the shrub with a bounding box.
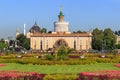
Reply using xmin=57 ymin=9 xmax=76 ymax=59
xmin=0 ymin=54 xmax=17 ymax=59
xmin=85 ymin=54 xmax=100 ymax=57
xmin=55 ymin=45 xmax=69 ymax=60
xmin=44 ymin=55 xmax=54 ymax=60
xmin=68 ymin=54 xmax=80 ymax=59
xmin=57 ymin=45 xmax=69 ymax=56
xmin=43 ymin=74 xmax=77 ymax=80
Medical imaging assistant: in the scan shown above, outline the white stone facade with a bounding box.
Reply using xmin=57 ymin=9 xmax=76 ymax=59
xmin=30 ymin=33 xmax=92 ymax=50
xmin=54 ymin=22 xmax=69 ymax=32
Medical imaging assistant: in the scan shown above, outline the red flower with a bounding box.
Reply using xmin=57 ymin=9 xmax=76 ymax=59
xmin=77 ymin=70 xmax=120 ymax=80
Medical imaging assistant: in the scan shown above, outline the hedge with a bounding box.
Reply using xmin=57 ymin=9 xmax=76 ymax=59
xmin=43 ymin=74 xmax=77 ymax=80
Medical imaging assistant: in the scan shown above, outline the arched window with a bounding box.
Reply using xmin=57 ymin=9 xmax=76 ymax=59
xmin=54 ymin=39 xmax=68 ymax=48
xmin=86 ymin=40 xmax=88 ymax=50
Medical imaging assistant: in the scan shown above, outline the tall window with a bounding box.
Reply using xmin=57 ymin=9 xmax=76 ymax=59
xmin=80 ymin=40 xmax=82 ymax=50
xmin=86 ymin=40 xmax=88 ymax=50
xmin=46 ymin=40 xmax=48 ymax=50
xmin=74 ymin=40 xmax=76 ymax=49
xmin=40 ymin=40 xmax=42 ymax=50
xmin=34 ymin=39 xmax=36 ymax=49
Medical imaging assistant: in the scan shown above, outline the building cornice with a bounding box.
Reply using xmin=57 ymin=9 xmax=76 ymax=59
xmin=31 ymin=33 xmax=92 ymax=37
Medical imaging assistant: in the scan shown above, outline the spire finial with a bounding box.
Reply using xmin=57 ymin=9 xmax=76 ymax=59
xmin=34 ymin=21 xmax=37 ymax=26
xmin=16 ymin=28 xmax=19 ymax=32
xmin=60 ymin=5 xmax=62 ymax=12
xmin=59 ymin=6 xmax=63 ymax=16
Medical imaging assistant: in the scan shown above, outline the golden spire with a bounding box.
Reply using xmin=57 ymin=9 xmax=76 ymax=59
xmin=16 ymin=28 xmax=19 ymax=33
xmin=60 ymin=5 xmax=62 ymax=12
xmin=59 ymin=5 xmax=64 ymax=22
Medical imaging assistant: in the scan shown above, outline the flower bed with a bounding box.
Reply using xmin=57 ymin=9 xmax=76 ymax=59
xmin=77 ymin=70 xmax=120 ymax=80
xmin=0 ymin=71 xmax=45 ymax=80
xmin=0 ymin=64 xmax=5 ymax=67
xmin=114 ymin=64 xmax=120 ymax=68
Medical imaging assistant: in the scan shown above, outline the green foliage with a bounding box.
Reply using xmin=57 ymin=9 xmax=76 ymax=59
xmin=1 ymin=55 xmax=16 ymax=59
xmin=44 ymin=55 xmax=54 ymax=60
xmin=55 ymin=45 xmax=69 ymax=60
xmin=0 ymin=42 xmax=8 ymax=48
xmin=116 ymin=44 xmax=120 ymax=49
xmin=73 ymin=30 xmax=86 ymax=33
xmin=40 ymin=28 xmax=47 ymax=33
xmin=103 ymin=28 xmax=116 ymax=50
xmin=1 ymin=53 xmax=120 ymax=65
xmin=16 ymin=34 xmax=30 ymax=50
xmin=92 ymin=28 xmax=116 ymax=51
xmin=92 ymin=28 xmax=104 ymax=51
xmin=23 ymin=38 xmax=30 ymax=50
xmin=0 ymin=42 xmax=8 ymax=53
xmin=57 ymin=45 xmax=69 ymax=56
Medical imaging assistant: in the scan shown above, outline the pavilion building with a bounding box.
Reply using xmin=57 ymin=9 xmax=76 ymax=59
xmin=30 ymin=7 xmax=92 ymax=51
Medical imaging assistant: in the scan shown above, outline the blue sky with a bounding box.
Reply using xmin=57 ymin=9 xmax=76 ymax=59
xmin=0 ymin=0 xmax=120 ymax=39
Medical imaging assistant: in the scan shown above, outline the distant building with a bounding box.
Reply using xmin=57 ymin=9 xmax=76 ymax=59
xmin=30 ymin=7 xmax=92 ymax=51
xmin=116 ymin=35 xmax=120 ymax=44
xmin=27 ymin=22 xmax=41 ymax=38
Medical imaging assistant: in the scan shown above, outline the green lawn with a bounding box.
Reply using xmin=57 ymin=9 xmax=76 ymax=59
xmin=0 ymin=63 xmax=120 ymax=74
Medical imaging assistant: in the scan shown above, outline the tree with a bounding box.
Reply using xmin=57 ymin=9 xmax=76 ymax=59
xmin=16 ymin=34 xmax=30 ymax=50
xmin=22 ymin=38 xmax=30 ymax=50
xmin=0 ymin=42 xmax=8 ymax=53
xmin=116 ymin=44 xmax=120 ymax=49
xmin=55 ymin=45 xmax=69 ymax=60
xmin=103 ymin=28 xmax=116 ymax=50
xmin=92 ymin=28 xmax=104 ymax=51
xmin=73 ymin=30 xmax=86 ymax=33
xmin=0 ymin=38 xmax=5 ymax=43
xmin=57 ymin=45 xmax=69 ymax=56
xmin=40 ymin=28 xmax=47 ymax=33
xmin=48 ymin=31 xmax=52 ymax=33
xmin=92 ymin=28 xmax=117 ymax=52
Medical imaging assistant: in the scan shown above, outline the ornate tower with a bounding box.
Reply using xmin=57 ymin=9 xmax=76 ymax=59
xmin=58 ymin=6 xmax=64 ymax=22
xmin=16 ymin=28 xmax=19 ymax=38
xmin=54 ymin=6 xmax=69 ymax=33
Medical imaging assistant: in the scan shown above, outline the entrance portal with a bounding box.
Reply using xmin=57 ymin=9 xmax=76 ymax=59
xmin=54 ymin=39 xmax=68 ymax=48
